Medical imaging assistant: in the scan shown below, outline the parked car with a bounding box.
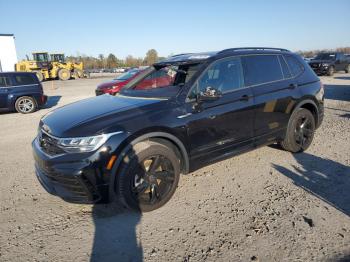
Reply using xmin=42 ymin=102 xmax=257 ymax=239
xmin=0 ymin=72 xmax=47 ymax=114
xmin=95 ymin=68 xmax=142 ymax=95
xmin=308 ymin=52 xmax=350 ymax=76
xmin=115 ymin=68 xmax=127 ymax=73
xmin=33 ymin=47 xmax=324 ymax=212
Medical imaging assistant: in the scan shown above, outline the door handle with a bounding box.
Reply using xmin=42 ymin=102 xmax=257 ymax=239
xmin=239 ymin=94 xmax=250 ymax=101
xmin=288 ymin=83 xmax=298 ymax=89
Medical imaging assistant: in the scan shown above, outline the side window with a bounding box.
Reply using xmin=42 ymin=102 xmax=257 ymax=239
xmin=278 ymin=55 xmax=292 ymax=79
xmin=197 ymin=57 xmax=244 ymax=94
xmin=0 ymin=76 xmax=10 ymax=87
xmin=284 ymin=55 xmax=304 ymax=77
xmin=15 ymin=75 xmax=37 ymax=85
xmin=242 ymin=55 xmax=284 ymax=86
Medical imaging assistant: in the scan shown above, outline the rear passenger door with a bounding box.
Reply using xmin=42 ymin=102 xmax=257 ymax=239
xmin=0 ymin=75 xmax=11 ymax=108
xmin=241 ymin=54 xmax=300 ymax=145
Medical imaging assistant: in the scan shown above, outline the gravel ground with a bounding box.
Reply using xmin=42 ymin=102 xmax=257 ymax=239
xmin=0 ymin=74 xmax=349 ymax=262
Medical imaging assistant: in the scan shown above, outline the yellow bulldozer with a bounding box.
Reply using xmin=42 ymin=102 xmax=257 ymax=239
xmin=15 ymin=52 xmax=51 ymax=81
xmin=50 ymin=53 xmax=86 ymax=79
xmin=15 ymin=52 xmax=88 ymax=81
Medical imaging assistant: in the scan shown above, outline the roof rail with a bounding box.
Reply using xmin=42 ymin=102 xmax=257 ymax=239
xmin=171 ymin=53 xmax=193 ymax=57
xmin=218 ymin=47 xmax=290 ymax=54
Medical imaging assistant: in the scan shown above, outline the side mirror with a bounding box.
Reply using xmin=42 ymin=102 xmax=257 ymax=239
xmin=198 ymin=86 xmax=222 ymax=102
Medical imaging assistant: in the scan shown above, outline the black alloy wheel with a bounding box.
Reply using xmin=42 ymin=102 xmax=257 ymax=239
xmin=118 ymin=140 xmax=180 ymax=212
xmin=131 ymin=155 xmax=175 ymax=206
xmin=280 ymin=108 xmax=315 ymax=153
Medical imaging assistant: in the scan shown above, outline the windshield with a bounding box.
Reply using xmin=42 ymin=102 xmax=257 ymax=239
xmin=51 ymin=54 xmax=65 ymax=62
xmin=114 ymin=69 xmax=140 ymax=80
xmin=33 ymin=53 xmax=49 ymax=62
xmin=314 ymin=53 xmax=336 ymax=60
xmin=121 ymin=63 xmax=200 ymax=97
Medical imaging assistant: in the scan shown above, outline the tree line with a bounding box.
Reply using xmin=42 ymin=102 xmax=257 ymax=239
xmin=66 ymin=49 xmax=166 ymax=69
xmin=66 ymin=47 xmax=350 ymax=69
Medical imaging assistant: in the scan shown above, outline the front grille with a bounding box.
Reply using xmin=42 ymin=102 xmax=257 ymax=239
xmin=310 ymin=63 xmax=320 ymax=68
xmin=38 ymin=130 xmax=65 ymax=155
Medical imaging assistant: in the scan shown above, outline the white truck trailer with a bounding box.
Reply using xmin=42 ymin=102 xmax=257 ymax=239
xmin=0 ymin=34 xmax=18 ymax=72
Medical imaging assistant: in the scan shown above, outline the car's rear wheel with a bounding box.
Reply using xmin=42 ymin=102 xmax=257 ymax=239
xmin=15 ymin=96 xmax=37 ymax=114
xmin=327 ymin=66 xmax=334 ymax=76
xmin=117 ymin=140 xmax=180 ymax=212
xmin=280 ymin=108 xmax=315 ymax=153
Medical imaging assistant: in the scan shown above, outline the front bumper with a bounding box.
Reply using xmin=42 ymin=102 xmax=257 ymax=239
xmin=310 ymin=66 xmax=328 ymax=75
xmin=95 ymin=89 xmax=104 ymax=96
xmin=32 ymin=137 xmax=112 ymax=203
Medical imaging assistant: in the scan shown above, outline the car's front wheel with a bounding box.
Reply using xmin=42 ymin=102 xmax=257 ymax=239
xmin=117 ymin=140 xmax=180 ymax=212
xmin=280 ymin=108 xmax=315 ymax=153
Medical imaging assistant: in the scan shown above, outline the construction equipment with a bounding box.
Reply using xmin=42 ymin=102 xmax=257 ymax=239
xmin=50 ymin=53 xmax=86 ymax=79
xmin=49 ymin=53 xmax=72 ymax=80
xmin=15 ymin=52 xmax=51 ymax=81
xmin=16 ymin=52 xmax=88 ymax=81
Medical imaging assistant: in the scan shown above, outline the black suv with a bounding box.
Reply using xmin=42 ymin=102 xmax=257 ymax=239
xmin=32 ymin=47 xmax=324 ymax=212
xmin=308 ymin=52 xmax=350 ymax=76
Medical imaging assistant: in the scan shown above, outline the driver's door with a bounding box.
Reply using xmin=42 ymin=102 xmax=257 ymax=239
xmin=335 ymin=53 xmax=345 ymax=71
xmin=185 ymin=56 xmax=255 ymax=163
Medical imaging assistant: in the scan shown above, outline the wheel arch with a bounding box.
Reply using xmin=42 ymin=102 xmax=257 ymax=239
xmin=108 ymin=131 xmax=190 ymax=201
xmin=292 ymin=98 xmax=320 ymax=127
xmin=14 ymin=94 xmax=39 ymax=108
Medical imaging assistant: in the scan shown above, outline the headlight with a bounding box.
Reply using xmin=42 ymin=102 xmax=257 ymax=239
xmin=322 ymin=63 xmax=329 ymax=67
xmin=56 ymin=131 xmax=123 ymax=153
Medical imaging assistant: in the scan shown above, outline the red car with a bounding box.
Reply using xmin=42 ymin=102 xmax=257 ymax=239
xmin=95 ymin=68 xmax=175 ymax=96
xmin=95 ymin=68 xmax=142 ymax=96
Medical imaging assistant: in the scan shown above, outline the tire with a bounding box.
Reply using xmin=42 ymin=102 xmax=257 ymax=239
xmin=15 ymin=96 xmax=37 ymax=114
xmin=74 ymin=69 xmax=84 ymax=78
xmin=58 ymin=68 xmax=71 ymax=81
xmin=327 ymin=66 xmax=334 ymax=76
xmin=345 ymin=65 xmax=350 ymax=74
xmin=34 ymin=71 xmax=44 ymax=82
xmin=117 ymin=140 xmax=180 ymax=212
xmin=280 ymin=108 xmax=316 ymax=153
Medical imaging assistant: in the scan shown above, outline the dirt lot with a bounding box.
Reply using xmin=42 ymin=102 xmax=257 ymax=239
xmin=0 ymin=74 xmax=349 ymax=262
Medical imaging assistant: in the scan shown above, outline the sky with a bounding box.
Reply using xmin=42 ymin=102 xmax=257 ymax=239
xmin=0 ymin=0 xmax=349 ymax=60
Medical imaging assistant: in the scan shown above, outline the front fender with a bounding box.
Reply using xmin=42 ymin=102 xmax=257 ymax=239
xmin=107 ymin=131 xmax=190 ymax=202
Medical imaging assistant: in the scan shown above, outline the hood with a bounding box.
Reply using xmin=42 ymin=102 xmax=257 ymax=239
xmin=97 ymin=79 xmax=126 ymax=90
xmin=40 ymin=94 xmax=164 ymax=137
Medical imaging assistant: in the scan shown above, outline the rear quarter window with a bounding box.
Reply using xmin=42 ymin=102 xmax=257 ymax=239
xmin=14 ymin=74 xmax=38 ymax=85
xmin=242 ymin=55 xmax=284 ymax=86
xmin=278 ymin=55 xmax=292 ymax=79
xmin=284 ymin=55 xmax=304 ymax=77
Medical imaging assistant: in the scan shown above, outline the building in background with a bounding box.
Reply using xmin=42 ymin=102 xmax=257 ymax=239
xmin=0 ymin=34 xmax=18 ymax=72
